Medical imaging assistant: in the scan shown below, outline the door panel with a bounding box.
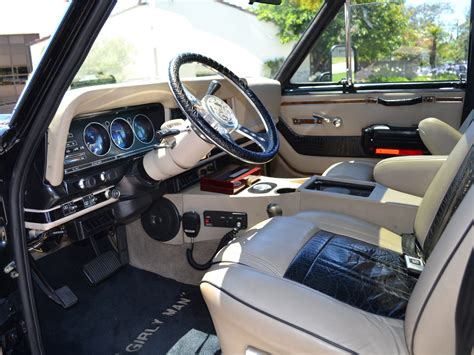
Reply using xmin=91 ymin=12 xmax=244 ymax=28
xmin=275 ymin=90 xmax=464 ymax=176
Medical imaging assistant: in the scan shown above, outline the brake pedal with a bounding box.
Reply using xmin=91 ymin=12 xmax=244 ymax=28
xmin=54 ymin=286 xmax=78 ymax=308
xmin=82 ymin=250 xmax=122 ymax=286
xmin=29 ymin=254 xmax=78 ymax=309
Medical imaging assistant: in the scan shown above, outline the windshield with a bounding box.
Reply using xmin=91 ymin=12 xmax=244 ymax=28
xmin=63 ymin=0 xmax=318 ymax=88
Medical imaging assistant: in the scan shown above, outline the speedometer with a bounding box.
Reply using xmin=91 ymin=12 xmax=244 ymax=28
xmin=110 ymin=118 xmax=134 ymax=150
xmin=83 ymin=123 xmax=111 ymax=156
xmin=133 ymin=114 xmax=155 ymax=143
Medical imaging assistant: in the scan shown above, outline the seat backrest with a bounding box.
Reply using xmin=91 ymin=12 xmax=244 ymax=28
xmin=406 ymin=123 xmax=473 ymax=354
xmin=405 ymin=187 xmax=472 ymax=354
xmin=414 ymin=121 xmax=473 ymax=252
xmin=459 ymin=110 xmax=474 ymax=133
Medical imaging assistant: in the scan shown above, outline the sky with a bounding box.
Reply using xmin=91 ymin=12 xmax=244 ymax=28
xmin=0 ymin=0 xmax=470 ymax=38
xmin=406 ymin=0 xmax=470 ymax=25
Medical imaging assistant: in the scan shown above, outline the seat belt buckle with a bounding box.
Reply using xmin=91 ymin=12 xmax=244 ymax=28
xmin=404 ymin=255 xmax=424 ymax=274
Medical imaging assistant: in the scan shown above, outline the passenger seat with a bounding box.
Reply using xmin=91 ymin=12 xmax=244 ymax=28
xmin=323 ymin=114 xmax=473 ymax=181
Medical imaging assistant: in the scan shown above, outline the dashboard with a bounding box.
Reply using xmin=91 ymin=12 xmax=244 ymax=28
xmin=64 ymin=104 xmax=165 ymax=175
xmin=24 ymin=78 xmax=280 ymax=234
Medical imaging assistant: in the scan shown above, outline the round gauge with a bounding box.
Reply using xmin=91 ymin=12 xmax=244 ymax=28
xmin=83 ymin=123 xmax=111 ymax=156
xmin=110 ymin=118 xmax=134 ymax=150
xmin=133 ymin=114 xmax=155 ymax=143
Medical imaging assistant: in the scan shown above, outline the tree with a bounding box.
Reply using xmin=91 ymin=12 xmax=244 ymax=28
xmin=253 ymin=0 xmax=322 ymax=44
xmin=409 ymin=3 xmax=452 ymax=69
xmin=76 ymin=37 xmax=134 ymax=82
xmin=253 ymin=0 xmax=410 ymax=79
xmin=351 ymin=1 xmax=409 ymax=67
xmin=438 ymin=14 xmax=470 ymax=64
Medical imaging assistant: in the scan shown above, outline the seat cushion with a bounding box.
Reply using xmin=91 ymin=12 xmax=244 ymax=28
xmin=323 ymin=160 xmax=377 ymax=181
xmin=284 ymin=230 xmax=418 ymax=319
xmin=204 ymin=211 xmax=410 ymax=354
xmin=215 ymin=213 xmax=415 ymax=320
xmin=214 ymin=211 xmax=404 ymax=277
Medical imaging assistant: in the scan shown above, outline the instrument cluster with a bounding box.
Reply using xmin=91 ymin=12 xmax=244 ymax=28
xmin=64 ymin=104 xmax=165 ymax=174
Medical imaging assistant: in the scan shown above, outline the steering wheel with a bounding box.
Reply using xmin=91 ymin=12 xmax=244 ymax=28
xmin=168 ymin=53 xmax=279 ymax=164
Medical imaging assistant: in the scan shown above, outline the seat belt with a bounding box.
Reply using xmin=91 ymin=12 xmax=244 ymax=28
xmin=401 ymin=233 xmax=419 ymax=257
xmin=455 ymin=250 xmax=474 ymax=355
xmin=401 ymin=233 xmax=425 ymax=274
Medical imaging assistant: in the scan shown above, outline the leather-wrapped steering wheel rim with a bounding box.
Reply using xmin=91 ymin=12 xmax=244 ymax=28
xmin=168 ymin=53 xmax=279 ymax=164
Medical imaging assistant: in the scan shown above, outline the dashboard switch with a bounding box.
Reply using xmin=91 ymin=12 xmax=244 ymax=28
xmin=61 ymin=202 xmax=78 ymax=216
xmin=82 ymin=194 xmax=98 ymax=208
xmin=77 ymin=177 xmax=97 ymax=190
xmin=105 ymin=189 xmax=120 ymax=200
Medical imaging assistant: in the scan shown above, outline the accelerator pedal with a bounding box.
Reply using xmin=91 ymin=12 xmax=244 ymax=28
xmin=82 ymin=250 xmax=122 ymax=286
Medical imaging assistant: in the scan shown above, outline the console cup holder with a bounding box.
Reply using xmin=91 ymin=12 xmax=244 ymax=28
xmin=276 ymin=187 xmax=297 ymax=194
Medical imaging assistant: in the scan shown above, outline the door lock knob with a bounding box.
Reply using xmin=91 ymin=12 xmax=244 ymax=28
xmin=332 ymin=117 xmax=342 ymax=127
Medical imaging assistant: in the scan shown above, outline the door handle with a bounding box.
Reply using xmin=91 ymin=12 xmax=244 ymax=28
xmin=312 ymin=113 xmax=343 ymax=128
xmin=292 ymin=114 xmax=343 ymax=127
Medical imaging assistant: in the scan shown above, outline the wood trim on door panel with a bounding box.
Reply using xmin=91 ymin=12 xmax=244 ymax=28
xmin=281 ymin=96 xmax=464 ymax=106
xmin=277 ymin=120 xmax=366 ymax=157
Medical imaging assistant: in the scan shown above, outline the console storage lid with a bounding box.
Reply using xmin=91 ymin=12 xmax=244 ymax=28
xmin=373 ymin=155 xmax=447 ymax=197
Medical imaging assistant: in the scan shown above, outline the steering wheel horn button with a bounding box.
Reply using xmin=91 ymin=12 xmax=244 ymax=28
xmin=202 ymin=95 xmax=238 ymax=133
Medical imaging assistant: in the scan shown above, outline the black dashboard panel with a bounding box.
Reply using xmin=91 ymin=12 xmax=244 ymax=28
xmin=64 ymin=104 xmax=165 ymax=174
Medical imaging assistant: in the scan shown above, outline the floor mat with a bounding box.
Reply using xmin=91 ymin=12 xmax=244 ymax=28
xmin=35 ymin=241 xmax=219 ymax=354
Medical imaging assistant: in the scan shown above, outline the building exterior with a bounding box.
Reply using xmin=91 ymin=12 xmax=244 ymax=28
xmin=0 ymin=34 xmax=39 ymax=114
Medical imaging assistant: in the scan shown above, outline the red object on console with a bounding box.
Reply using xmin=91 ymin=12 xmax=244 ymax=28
xmin=200 ymin=165 xmax=261 ymax=195
xmin=375 ymin=148 xmax=425 ymax=156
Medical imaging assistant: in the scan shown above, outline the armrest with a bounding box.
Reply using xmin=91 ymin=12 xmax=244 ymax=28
xmin=419 ymin=118 xmax=461 ymax=155
xmin=374 ymin=155 xmax=447 ymax=197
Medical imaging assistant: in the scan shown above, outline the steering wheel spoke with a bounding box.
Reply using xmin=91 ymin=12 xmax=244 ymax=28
xmin=235 ymin=124 xmax=269 ymax=152
xmin=182 ymin=83 xmax=202 ymax=107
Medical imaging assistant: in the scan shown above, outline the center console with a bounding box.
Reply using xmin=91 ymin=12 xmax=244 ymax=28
xmin=299 ymin=176 xmax=421 ymax=234
xmin=139 ymin=172 xmax=422 ymax=246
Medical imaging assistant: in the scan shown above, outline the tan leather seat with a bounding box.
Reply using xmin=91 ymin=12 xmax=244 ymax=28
xmin=322 ymin=159 xmax=376 ymax=181
xmin=323 ymin=114 xmax=473 ymax=181
xmin=201 ymin=124 xmax=473 ymax=354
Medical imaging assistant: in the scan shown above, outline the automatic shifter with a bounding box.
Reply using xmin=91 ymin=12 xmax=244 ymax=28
xmin=266 ymin=203 xmax=283 ymax=218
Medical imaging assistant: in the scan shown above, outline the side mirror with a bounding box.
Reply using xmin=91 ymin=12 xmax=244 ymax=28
xmin=329 ymin=45 xmax=356 ymax=83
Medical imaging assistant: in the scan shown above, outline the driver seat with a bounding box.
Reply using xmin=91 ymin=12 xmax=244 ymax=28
xmin=201 ymin=124 xmax=473 ymax=354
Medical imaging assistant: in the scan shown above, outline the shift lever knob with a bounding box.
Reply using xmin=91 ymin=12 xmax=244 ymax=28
xmin=266 ymin=203 xmax=282 ymax=218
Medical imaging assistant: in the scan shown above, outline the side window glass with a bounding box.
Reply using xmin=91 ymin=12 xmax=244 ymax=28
xmin=352 ymin=1 xmax=470 ymax=83
xmin=291 ymin=9 xmax=345 ymax=84
xmin=290 ymin=0 xmax=470 ymax=86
